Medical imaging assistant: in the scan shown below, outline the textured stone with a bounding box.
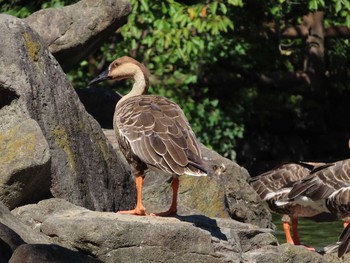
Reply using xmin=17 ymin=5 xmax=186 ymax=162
xmin=0 ymin=202 xmax=49 ymax=245
xmin=0 ymin=119 xmax=51 ymax=209
xmin=25 ymin=0 xmax=132 ymax=71
xmin=0 ymin=14 xmax=134 ymax=211
xmin=0 ymin=223 xmax=25 ymax=263
xmin=13 ymin=198 xmax=276 ymax=263
xmin=9 ymin=244 xmax=102 ymax=263
xmin=9 ymin=199 xmax=347 ymax=262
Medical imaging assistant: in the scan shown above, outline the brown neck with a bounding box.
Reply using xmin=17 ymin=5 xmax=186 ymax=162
xmin=117 ymin=63 xmax=149 ymax=105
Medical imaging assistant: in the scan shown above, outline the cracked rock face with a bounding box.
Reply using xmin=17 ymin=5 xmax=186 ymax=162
xmin=25 ymin=0 xmax=132 ymax=71
xmin=10 ymin=198 xmax=343 ymax=263
xmin=12 ymin=198 xmax=277 ymax=263
xmin=0 ymin=14 xmax=134 ymax=211
xmin=0 ymin=119 xmax=51 ymax=209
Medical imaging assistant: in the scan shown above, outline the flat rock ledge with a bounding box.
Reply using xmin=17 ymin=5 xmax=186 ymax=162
xmin=0 ymin=198 xmax=344 ymax=263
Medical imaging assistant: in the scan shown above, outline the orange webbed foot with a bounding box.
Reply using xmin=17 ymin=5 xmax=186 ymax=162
xmin=299 ymin=244 xmax=316 ymax=252
xmin=149 ymin=209 xmax=177 ymax=217
xmin=117 ymin=205 xmax=147 ymax=216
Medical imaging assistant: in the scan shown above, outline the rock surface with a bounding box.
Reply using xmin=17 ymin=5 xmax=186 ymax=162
xmin=25 ymin=0 xmax=132 ymax=71
xmin=0 ymin=119 xmax=51 ymax=209
xmin=9 ymin=244 xmax=102 ymax=263
xmin=7 ymin=198 xmax=347 ymax=263
xmin=11 ymin=198 xmax=274 ymax=263
xmin=0 ymin=14 xmax=134 ymax=211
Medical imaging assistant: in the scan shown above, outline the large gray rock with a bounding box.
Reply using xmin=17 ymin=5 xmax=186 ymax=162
xmin=11 ymin=198 xmax=347 ymax=263
xmin=0 ymin=201 xmax=102 ymax=263
xmin=0 ymin=202 xmax=49 ymax=245
xmin=0 ymin=14 xmax=134 ymax=211
xmin=25 ymin=0 xmax=132 ymax=71
xmin=0 ymin=223 xmax=25 ymax=263
xmin=12 ymin=198 xmax=277 ymax=263
xmin=9 ymin=244 xmax=102 ymax=263
xmin=0 ymin=119 xmax=51 ymax=209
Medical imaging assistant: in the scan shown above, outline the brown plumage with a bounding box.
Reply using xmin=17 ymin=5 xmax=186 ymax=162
xmin=288 ymin=158 xmax=350 ymax=256
xmin=89 ymin=56 xmax=207 ymax=216
xmin=338 ymin=221 xmax=350 ymax=257
xmin=251 ymin=162 xmax=335 ymax=247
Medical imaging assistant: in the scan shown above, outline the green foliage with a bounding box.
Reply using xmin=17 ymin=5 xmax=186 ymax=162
xmin=2 ymin=0 xmax=350 ymax=161
xmin=100 ymin=0 xmax=245 ymax=159
xmin=0 ymin=0 xmax=71 ymax=18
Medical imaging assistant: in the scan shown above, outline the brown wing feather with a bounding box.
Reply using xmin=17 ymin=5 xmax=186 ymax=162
xmin=115 ymin=95 xmax=207 ymax=176
xmin=326 ymin=187 xmax=350 ymax=218
xmin=338 ymin=221 xmax=350 ymax=257
xmin=289 ymin=159 xmax=350 ymax=201
xmin=250 ymin=163 xmax=312 ymax=201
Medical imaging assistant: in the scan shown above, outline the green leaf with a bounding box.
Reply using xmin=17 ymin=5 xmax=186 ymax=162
xmin=140 ymin=0 xmax=149 ymax=12
xmin=335 ymin=1 xmax=342 ymax=13
xmin=228 ymin=0 xmax=243 ymax=7
xmin=309 ymin=0 xmax=318 ymax=10
xmin=346 ymin=13 xmax=350 ymax=27
xmin=210 ymin=2 xmax=218 ymax=15
xmin=220 ymin=3 xmax=227 ymax=14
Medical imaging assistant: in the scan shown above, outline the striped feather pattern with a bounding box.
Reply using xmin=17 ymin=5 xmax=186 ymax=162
xmin=287 ymin=159 xmax=350 ymax=257
xmin=115 ymin=95 xmax=207 ymax=176
xmin=289 ymin=159 xmax=350 ymax=205
xmin=338 ymin=222 xmax=350 ymax=257
xmin=250 ymin=162 xmax=324 ymax=217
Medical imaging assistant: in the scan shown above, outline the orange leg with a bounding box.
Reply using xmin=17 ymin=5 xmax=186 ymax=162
xmin=151 ymin=177 xmax=179 ymax=216
xmin=291 ymin=217 xmax=315 ymax=251
xmin=283 ymin=221 xmax=295 ymax=245
xmin=117 ymin=176 xmax=146 ymax=215
xmin=291 ymin=218 xmax=300 ymax=245
xmin=343 ymin=221 xmax=349 ymax=228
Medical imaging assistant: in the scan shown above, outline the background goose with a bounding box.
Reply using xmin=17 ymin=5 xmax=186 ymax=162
xmin=89 ymin=56 xmax=208 ymax=216
xmin=251 ymin=162 xmax=334 ymax=247
xmin=288 ymin=158 xmax=350 ymax=256
xmin=338 ymin=221 xmax=350 ymax=257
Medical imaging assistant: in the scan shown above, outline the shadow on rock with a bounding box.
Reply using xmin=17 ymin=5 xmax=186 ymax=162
xmin=9 ymin=244 xmax=103 ymax=263
xmin=176 ymin=214 xmax=228 ymax=241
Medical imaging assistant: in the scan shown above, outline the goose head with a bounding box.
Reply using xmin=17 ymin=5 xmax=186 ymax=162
xmin=89 ymin=56 xmax=149 ymax=98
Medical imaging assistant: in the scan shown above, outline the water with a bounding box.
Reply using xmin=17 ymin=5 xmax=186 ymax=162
xmin=272 ymin=214 xmax=343 ymax=250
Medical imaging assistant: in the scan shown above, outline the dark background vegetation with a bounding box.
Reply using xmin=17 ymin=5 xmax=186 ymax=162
xmin=3 ymin=0 xmax=350 ymax=175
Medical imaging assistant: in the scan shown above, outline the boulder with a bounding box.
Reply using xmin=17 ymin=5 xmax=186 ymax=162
xmin=0 ymin=223 xmax=25 ymax=263
xmin=9 ymin=244 xmax=102 ymax=263
xmin=0 ymin=14 xmax=134 ymax=211
xmin=25 ymin=0 xmax=132 ymax=71
xmin=12 ymin=198 xmax=276 ymax=263
xmin=10 ymin=198 xmax=346 ymax=263
xmin=0 ymin=119 xmax=51 ymax=209
xmin=0 ymin=202 xmax=49 ymax=245
xmin=0 ymin=201 xmax=101 ymax=263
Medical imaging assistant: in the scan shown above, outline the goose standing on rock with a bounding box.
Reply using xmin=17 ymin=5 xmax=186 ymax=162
xmin=251 ymin=162 xmax=335 ymax=248
xmin=89 ymin=56 xmax=208 ymax=216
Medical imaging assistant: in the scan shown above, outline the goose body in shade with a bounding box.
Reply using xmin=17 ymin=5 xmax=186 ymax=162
xmin=288 ymin=158 xmax=350 ymax=256
xmin=89 ymin=56 xmax=208 ymax=216
xmin=251 ymin=162 xmax=335 ymax=247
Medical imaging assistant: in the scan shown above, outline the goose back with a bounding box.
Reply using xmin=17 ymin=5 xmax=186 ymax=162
xmin=326 ymin=187 xmax=350 ymax=219
xmin=114 ymin=95 xmax=207 ymax=176
xmin=250 ymin=162 xmax=318 ymax=216
xmin=289 ymin=159 xmax=350 ymax=201
xmin=338 ymin=221 xmax=350 ymax=257
xmin=251 ymin=163 xmax=312 ymax=199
